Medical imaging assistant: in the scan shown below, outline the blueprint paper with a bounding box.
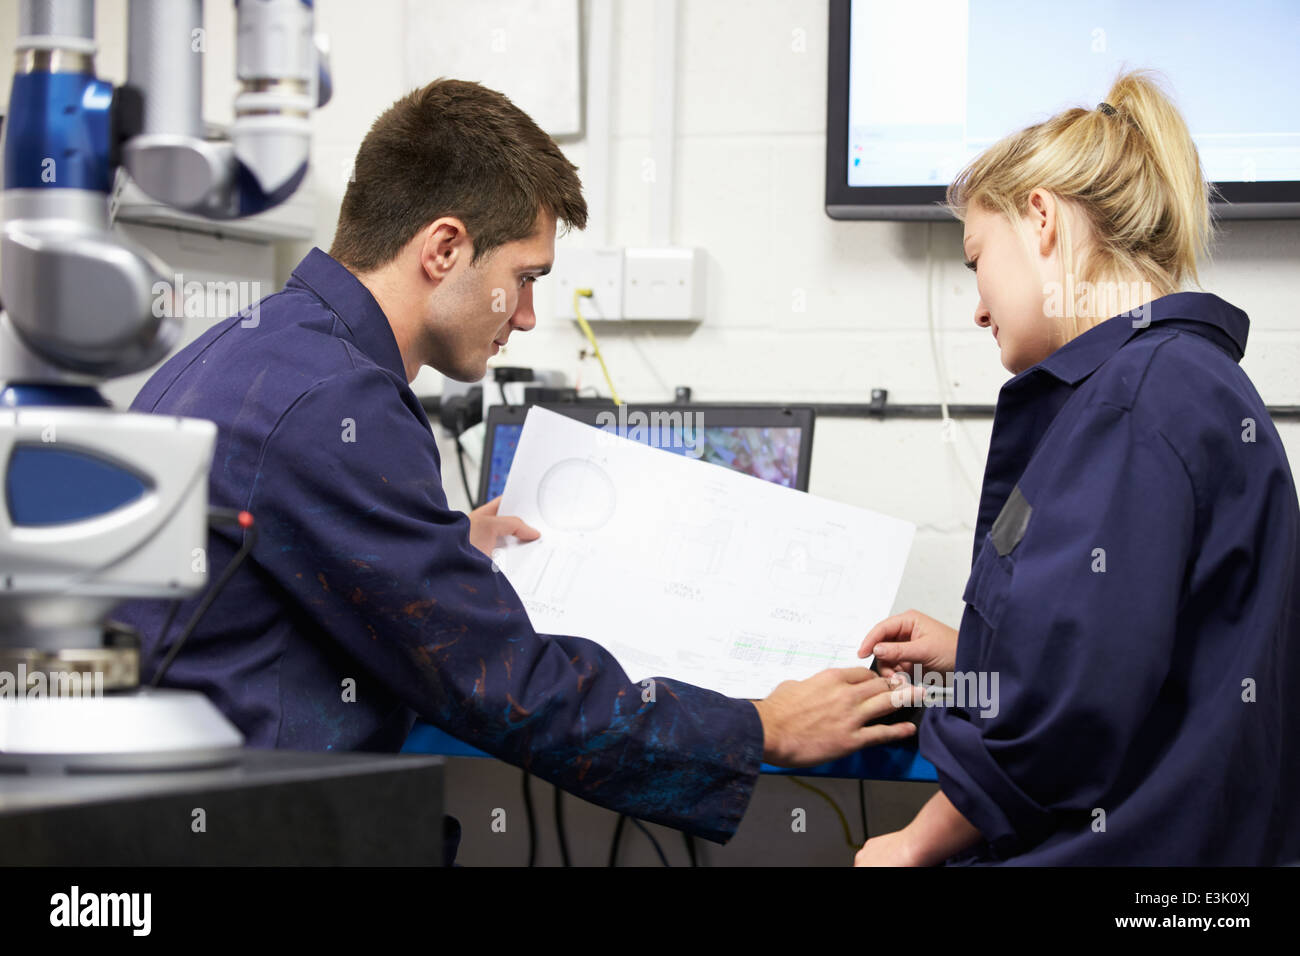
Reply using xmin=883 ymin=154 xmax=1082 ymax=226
xmin=493 ymin=407 xmax=916 ymax=699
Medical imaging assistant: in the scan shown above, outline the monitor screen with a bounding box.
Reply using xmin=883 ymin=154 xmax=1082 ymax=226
xmin=484 ymin=423 xmax=525 ymax=505
xmin=478 ymin=405 xmax=815 ymax=504
xmin=826 ymin=0 xmax=1300 ymax=219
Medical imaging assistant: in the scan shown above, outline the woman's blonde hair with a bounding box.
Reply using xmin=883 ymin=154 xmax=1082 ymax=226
xmin=946 ymin=69 xmax=1214 ymax=339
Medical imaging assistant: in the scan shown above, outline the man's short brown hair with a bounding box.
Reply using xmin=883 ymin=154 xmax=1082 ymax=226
xmin=329 ymin=79 xmax=587 ymax=271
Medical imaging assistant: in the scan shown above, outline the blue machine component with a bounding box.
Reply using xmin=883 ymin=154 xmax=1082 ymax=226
xmin=1 ymin=384 xmax=110 ymax=408
xmin=232 ymin=157 xmax=309 ymax=218
xmin=7 ymin=445 xmax=148 ymax=526
xmin=3 ymin=70 xmax=114 ymax=192
xmin=2 ymin=384 xmax=142 ymax=526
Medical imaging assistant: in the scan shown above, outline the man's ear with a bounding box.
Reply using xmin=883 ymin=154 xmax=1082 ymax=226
xmin=418 ymin=217 xmax=472 ymax=283
xmin=1027 ymin=188 xmax=1057 ymax=259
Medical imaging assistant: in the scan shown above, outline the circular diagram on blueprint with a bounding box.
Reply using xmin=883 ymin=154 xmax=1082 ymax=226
xmin=537 ymin=458 xmax=617 ymax=532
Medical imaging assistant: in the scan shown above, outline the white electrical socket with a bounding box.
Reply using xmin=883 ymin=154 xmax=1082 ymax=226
xmin=551 ymin=247 xmax=625 ymax=320
xmin=622 ymin=247 xmax=705 ymax=321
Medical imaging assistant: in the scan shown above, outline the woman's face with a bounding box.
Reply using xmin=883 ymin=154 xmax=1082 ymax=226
xmin=962 ymin=193 xmax=1067 ymax=375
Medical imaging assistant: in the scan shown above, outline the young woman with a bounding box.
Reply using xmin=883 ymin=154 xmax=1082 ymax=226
xmin=856 ymin=70 xmax=1300 ymax=865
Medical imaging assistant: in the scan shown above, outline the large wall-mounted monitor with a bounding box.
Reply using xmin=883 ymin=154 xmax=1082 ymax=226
xmin=826 ymin=0 xmax=1300 ymax=220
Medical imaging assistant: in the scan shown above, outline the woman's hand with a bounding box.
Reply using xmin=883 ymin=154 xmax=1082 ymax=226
xmin=854 ymin=829 xmax=920 ymax=867
xmin=467 ymin=496 xmax=540 ymax=558
xmin=859 ymin=609 xmax=958 ymax=681
xmin=856 ymin=792 xmax=984 ymax=866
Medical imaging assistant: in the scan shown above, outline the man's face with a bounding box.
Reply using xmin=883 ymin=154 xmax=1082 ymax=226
xmin=427 ymin=212 xmax=556 ymax=382
xmin=963 ymin=203 xmax=1063 ymax=376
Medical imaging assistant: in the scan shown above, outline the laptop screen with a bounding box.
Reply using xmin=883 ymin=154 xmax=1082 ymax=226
xmin=477 ymin=404 xmax=815 ymax=505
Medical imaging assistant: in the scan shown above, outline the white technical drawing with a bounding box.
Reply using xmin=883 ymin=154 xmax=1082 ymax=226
xmin=493 ymin=409 xmax=916 ymax=698
xmin=768 ymin=539 xmax=846 ymax=596
xmin=537 ymin=458 xmax=616 ymax=532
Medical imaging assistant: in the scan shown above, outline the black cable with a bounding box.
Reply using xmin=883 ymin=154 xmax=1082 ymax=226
xmin=452 ymin=409 xmax=479 ymax=510
xmin=683 ymin=832 xmax=698 ymax=867
xmin=554 ymin=786 xmax=572 ymax=867
xmin=433 ymin=393 xmax=1300 ymax=422
xmin=151 ymin=508 xmax=257 ymax=688
xmin=859 ymin=779 xmax=870 ymax=843
xmin=521 ymin=770 xmax=537 ymax=867
xmin=632 ymin=818 xmax=671 ymax=867
xmin=608 ymin=814 xmax=627 ymax=867
xmin=155 ymin=598 xmax=181 ymax=660
xmin=454 ymin=434 xmax=478 ymax=510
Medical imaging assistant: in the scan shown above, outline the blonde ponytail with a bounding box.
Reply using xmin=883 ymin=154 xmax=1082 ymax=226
xmin=946 ymin=70 xmax=1214 ymax=340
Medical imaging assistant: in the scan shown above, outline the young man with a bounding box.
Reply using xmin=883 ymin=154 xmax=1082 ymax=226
xmin=114 ymin=79 xmax=918 ymax=846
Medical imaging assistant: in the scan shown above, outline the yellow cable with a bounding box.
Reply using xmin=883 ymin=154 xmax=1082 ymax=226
xmin=573 ymin=288 xmax=622 ymax=406
xmin=785 ymin=775 xmax=859 ymax=850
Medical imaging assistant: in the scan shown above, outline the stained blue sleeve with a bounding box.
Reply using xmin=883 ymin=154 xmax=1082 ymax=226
xmin=921 ymin=400 xmax=1196 ymax=857
xmin=245 ymin=366 xmax=764 ymax=843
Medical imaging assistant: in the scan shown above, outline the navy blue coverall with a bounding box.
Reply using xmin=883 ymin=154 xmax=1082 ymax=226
xmin=114 ymin=249 xmax=763 ymax=844
xmin=921 ymin=291 xmax=1300 ymax=864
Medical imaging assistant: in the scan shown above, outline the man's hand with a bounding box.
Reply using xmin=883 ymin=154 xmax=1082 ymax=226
xmin=859 ymin=609 xmax=958 ymax=681
xmin=468 ymin=496 xmax=540 ymax=558
xmin=752 ymin=668 xmax=923 ymax=767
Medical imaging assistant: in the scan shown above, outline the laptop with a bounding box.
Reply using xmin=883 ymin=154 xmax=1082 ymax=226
xmin=477 ymin=402 xmax=816 ymax=506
